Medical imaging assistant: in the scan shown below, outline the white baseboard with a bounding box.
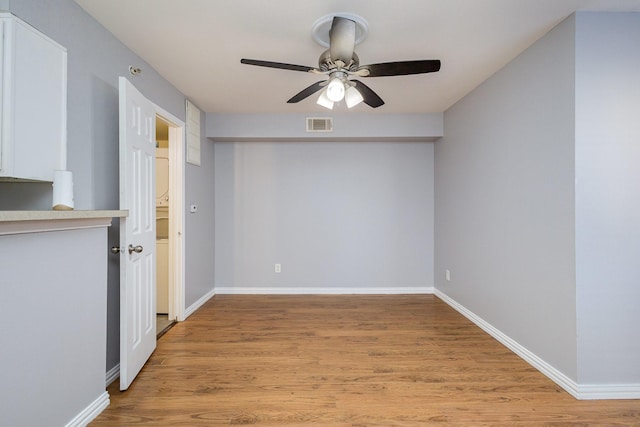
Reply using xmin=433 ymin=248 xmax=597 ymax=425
xmin=576 ymin=383 xmax=640 ymax=400
xmin=214 ymin=286 xmax=434 ymax=295
xmin=435 ymin=289 xmax=640 ymax=400
xmin=434 ymin=289 xmax=579 ymax=397
xmin=64 ymin=391 xmax=109 ymax=427
xmin=184 ymin=287 xmax=216 ymax=319
xmin=105 ymin=363 xmax=120 ymax=387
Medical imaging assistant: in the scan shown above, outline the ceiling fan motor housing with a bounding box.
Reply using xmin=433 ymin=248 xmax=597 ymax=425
xmin=318 ymin=49 xmax=360 ymax=72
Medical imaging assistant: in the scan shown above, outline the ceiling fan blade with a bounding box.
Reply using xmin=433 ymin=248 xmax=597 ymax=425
xmin=358 ymin=60 xmax=441 ymax=77
xmin=352 ymin=80 xmax=384 ymax=108
xmin=329 ymin=16 xmax=356 ymax=65
xmin=287 ymin=81 xmax=326 ymax=103
xmin=241 ymin=58 xmax=315 ymax=73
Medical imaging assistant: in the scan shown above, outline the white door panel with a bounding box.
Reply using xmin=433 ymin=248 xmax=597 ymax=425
xmin=119 ymin=76 xmax=156 ymax=391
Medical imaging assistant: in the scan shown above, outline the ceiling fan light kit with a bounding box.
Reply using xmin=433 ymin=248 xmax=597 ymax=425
xmin=316 ymin=90 xmax=334 ymax=109
xmin=241 ymin=14 xmax=441 ymax=109
xmin=345 ymin=86 xmax=364 ymax=108
xmin=326 ymin=77 xmax=346 ymax=102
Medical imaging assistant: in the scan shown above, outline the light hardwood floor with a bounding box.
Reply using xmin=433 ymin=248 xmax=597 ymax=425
xmin=92 ymin=295 xmax=640 ymax=426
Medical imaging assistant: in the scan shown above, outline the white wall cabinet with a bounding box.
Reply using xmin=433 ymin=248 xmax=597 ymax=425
xmin=0 ymin=13 xmax=67 ymax=182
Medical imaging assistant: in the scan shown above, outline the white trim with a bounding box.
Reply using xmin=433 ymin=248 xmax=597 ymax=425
xmin=105 ymin=363 xmax=120 ymax=387
xmin=434 ymin=289 xmax=640 ymax=400
xmin=434 ymin=289 xmax=579 ymax=397
xmin=64 ymin=391 xmax=109 ymax=427
xmin=215 ymin=286 xmax=435 ymax=295
xmin=576 ymin=383 xmax=640 ymax=400
xmin=184 ymin=288 xmax=216 ymax=319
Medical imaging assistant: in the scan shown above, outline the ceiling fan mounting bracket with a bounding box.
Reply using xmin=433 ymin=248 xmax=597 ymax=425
xmin=311 ymin=13 xmax=369 ymax=48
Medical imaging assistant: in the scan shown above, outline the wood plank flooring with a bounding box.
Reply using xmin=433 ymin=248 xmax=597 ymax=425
xmin=92 ymin=295 xmax=640 ymax=426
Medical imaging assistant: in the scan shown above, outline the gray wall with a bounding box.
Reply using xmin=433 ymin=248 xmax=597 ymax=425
xmin=574 ymin=12 xmax=640 ymax=384
xmin=1 ymin=0 xmax=215 ymax=375
xmin=207 ymin=113 xmax=443 ymax=141
xmin=435 ymin=16 xmax=578 ymax=380
xmin=2 ymin=0 xmax=183 ymax=210
xmin=1 ymin=226 xmax=108 ymax=426
xmin=215 ymin=140 xmax=434 ymax=292
xmin=185 ymin=124 xmax=216 ymax=306
xmin=436 ymin=11 xmax=640 ymax=389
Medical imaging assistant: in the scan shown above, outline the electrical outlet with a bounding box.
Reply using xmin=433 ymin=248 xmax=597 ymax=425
xmin=275 ymin=263 xmax=281 ymax=273
xmin=445 ymin=269 xmax=451 ymax=282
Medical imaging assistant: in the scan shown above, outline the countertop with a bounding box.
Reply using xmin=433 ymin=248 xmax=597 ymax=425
xmin=0 ymin=210 xmax=128 ymax=222
xmin=0 ymin=210 xmax=128 ymax=235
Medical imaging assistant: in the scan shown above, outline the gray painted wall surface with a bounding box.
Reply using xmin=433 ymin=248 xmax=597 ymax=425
xmin=1 ymin=0 xmax=215 ymax=376
xmin=3 ymin=0 xmax=181 ymax=210
xmin=185 ymin=123 xmax=216 ymax=306
xmin=1 ymin=227 xmax=107 ymax=426
xmin=574 ymin=12 xmax=640 ymax=384
xmin=435 ymin=16 xmax=578 ymax=379
xmin=207 ymin=113 xmax=443 ymax=141
xmin=215 ymin=141 xmax=434 ymax=291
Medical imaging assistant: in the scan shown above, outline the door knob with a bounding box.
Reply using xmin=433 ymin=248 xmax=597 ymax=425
xmin=111 ymin=246 xmax=121 ymax=254
xmin=128 ymin=244 xmax=144 ymax=254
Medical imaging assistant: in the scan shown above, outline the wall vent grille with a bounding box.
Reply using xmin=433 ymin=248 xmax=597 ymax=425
xmin=306 ymin=117 xmax=333 ymax=132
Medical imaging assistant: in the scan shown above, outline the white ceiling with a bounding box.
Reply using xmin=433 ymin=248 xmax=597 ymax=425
xmin=74 ymin=0 xmax=640 ymax=114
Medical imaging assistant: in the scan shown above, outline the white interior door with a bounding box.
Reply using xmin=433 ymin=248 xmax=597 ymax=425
xmin=118 ymin=76 xmax=157 ymax=390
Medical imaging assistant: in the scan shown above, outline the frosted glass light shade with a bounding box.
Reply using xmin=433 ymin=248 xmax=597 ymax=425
xmin=345 ymin=86 xmax=364 ymax=108
xmin=316 ymin=90 xmax=334 ymax=109
xmin=326 ymin=78 xmax=345 ymax=102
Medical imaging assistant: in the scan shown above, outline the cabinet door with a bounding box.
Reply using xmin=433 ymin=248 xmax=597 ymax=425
xmin=0 ymin=18 xmax=6 ymax=174
xmin=0 ymin=14 xmax=67 ymax=181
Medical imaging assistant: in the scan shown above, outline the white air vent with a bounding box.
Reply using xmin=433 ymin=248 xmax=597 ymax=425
xmin=306 ymin=117 xmax=333 ymax=132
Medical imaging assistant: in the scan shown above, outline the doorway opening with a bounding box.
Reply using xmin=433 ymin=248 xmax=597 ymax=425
xmin=154 ymin=110 xmax=186 ymax=334
xmin=155 ymin=117 xmax=173 ymax=336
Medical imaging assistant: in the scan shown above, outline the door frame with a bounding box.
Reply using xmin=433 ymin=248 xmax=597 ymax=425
xmin=155 ymin=105 xmax=186 ymax=322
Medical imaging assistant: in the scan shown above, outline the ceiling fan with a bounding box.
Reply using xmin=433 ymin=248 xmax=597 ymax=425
xmin=240 ymin=15 xmax=441 ymax=109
